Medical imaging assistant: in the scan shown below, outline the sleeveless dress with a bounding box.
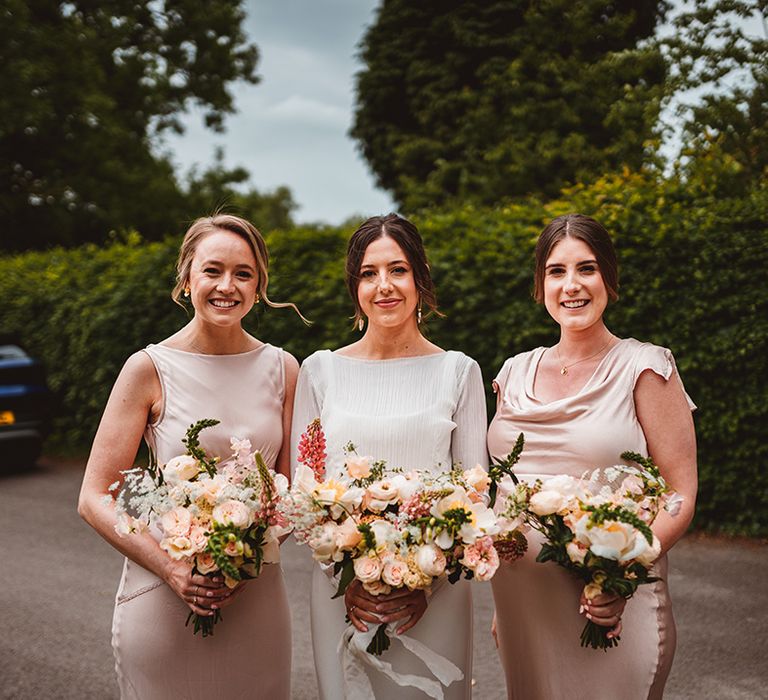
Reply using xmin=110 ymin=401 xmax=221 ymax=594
xmin=291 ymin=350 xmax=489 ymax=700
xmin=111 ymin=343 xmax=291 ymax=700
xmin=487 ymin=338 xmax=696 ymax=700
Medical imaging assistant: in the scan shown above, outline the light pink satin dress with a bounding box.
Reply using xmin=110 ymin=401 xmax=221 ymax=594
xmin=111 ymin=343 xmax=291 ymax=700
xmin=487 ymin=338 xmax=695 ymax=700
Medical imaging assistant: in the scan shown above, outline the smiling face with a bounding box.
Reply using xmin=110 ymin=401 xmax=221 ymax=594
xmin=357 ymin=234 xmax=419 ymax=330
xmin=543 ymin=236 xmax=609 ymax=332
xmin=186 ymin=229 xmax=259 ymax=327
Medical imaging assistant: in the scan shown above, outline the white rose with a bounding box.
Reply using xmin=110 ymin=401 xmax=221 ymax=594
xmin=309 ymin=522 xmax=340 ymax=562
xmin=293 ymin=464 xmax=319 ymax=494
xmin=365 ymin=480 xmax=400 ymax=512
xmin=162 ymin=455 xmax=200 ymax=484
xmin=212 ymin=500 xmax=252 ymax=529
xmin=635 ymin=535 xmax=662 ymax=567
xmin=415 ymin=543 xmax=447 ymax=577
xmin=664 ymin=492 xmax=684 ymax=517
xmin=392 ymin=472 xmax=421 ymax=501
xmin=576 ymin=518 xmax=649 ymax=563
xmin=353 ymin=555 xmax=383 ymax=583
xmin=529 ymin=490 xmax=566 ymax=516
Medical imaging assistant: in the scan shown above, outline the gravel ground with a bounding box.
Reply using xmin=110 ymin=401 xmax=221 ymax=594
xmin=2 ymin=457 xmax=766 ymax=699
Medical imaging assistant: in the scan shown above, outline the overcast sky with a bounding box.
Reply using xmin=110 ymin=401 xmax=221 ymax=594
xmin=163 ymin=2 xmax=765 ymax=226
xmin=163 ymin=0 xmax=394 ymax=225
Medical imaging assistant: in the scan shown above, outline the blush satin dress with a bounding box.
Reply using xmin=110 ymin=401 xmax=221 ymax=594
xmin=487 ymin=338 xmax=695 ymax=700
xmin=111 ymin=343 xmax=291 ymax=700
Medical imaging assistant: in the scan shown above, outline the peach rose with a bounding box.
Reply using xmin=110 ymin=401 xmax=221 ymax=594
xmin=346 ymin=455 xmax=372 ymax=480
xmin=160 ymin=535 xmax=196 ymax=560
xmin=196 ymin=552 xmax=218 ymax=574
xmin=464 ymin=464 xmax=490 ymax=493
xmin=161 ymin=506 xmax=192 ymax=537
xmin=381 ymin=557 xmax=408 ymax=587
xmin=212 ymin=500 xmax=252 ymax=529
xmin=353 ymin=555 xmax=383 ymax=583
xmin=363 ymin=579 xmax=392 ymax=596
xmin=335 ymin=518 xmax=363 ymax=551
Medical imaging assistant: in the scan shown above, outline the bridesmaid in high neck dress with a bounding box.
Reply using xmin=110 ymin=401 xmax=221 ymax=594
xmin=291 ymin=214 xmax=488 ymax=699
xmin=487 ymin=214 xmax=698 ymax=700
xmin=78 ymin=214 xmax=301 ymax=699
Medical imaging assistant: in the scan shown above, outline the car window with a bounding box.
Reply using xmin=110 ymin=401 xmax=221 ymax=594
xmin=0 ymin=345 xmax=28 ymax=361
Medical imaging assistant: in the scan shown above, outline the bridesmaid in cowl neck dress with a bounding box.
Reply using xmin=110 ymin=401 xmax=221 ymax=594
xmin=78 ymin=214 xmax=302 ymax=699
xmin=487 ymin=214 xmax=698 ymax=700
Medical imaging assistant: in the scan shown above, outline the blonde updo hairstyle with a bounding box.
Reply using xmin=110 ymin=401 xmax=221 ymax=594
xmin=172 ymin=214 xmax=306 ymax=321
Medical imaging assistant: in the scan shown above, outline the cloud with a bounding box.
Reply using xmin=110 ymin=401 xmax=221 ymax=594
xmin=266 ymin=95 xmax=350 ymax=128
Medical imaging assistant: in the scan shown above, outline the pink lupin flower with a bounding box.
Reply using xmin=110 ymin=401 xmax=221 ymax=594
xmin=298 ymin=418 xmax=327 ymax=480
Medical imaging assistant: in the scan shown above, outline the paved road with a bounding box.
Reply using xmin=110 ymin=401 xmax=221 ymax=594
xmin=2 ymin=458 xmax=766 ymax=699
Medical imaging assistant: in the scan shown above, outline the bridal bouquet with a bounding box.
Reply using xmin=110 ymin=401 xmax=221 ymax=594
xmin=284 ymin=420 xmax=522 ymax=658
xmin=496 ymin=450 xmax=683 ymax=650
xmin=111 ymin=419 xmax=289 ymax=636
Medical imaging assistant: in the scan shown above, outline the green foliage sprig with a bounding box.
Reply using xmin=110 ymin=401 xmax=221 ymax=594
xmin=182 ymin=419 xmax=220 ymax=477
xmin=489 ymin=433 xmax=525 ymax=507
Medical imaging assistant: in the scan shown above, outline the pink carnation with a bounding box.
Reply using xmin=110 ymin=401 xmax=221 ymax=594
xmin=460 ymin=536 xmax=499 ymax=581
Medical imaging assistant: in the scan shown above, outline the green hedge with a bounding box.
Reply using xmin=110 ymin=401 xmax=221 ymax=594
xmin=2 ymin=173 xmax=766 ymax=535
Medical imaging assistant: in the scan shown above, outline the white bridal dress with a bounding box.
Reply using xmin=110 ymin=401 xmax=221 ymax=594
xmin=111 ymin=343 xmax=291 ymax=700
xmin=291 ymin=349 xmax=488 ymax=700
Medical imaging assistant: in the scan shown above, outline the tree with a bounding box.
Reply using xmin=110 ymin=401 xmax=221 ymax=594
xmin=661 ymin=0 xmax=768 ymax=193
xmin=183 ymin=149 xmax=297 ymax=232
xmin=0 ymin=0 xmax=259 ymax=251
xmin=351 ymin=0 xmax=668 ymax=210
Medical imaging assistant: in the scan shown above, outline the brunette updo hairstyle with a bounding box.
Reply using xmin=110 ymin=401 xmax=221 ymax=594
xmin=172 ymin=213 xmax=306 ymax=321
xmin=533 ymin=213 xmax=619 ymax=303
xmin=345 ymin=214 xmax=440 ymax=327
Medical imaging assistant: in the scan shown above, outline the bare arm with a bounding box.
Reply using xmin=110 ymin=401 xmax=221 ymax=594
xmin=77 ymin=351 xmax=232 ymax=615
xmin=635 ymin=367 xmax=698 ymax=553
xmin=581 ymin=364 xmax=697 ymax=635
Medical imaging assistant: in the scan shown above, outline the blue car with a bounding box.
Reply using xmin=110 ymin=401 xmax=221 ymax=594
xmin=0 ymin=340 xmax=52 ymax=464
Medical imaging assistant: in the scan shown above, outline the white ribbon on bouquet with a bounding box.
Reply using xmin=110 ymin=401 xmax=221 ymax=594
xmin=339 ymin=622 xmax=463 ymax=700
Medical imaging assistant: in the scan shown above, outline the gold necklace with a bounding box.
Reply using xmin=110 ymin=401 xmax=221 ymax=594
xmin=555 ymin=339 xmax=614 ymax=375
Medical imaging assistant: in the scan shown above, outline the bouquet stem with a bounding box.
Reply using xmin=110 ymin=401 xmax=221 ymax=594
xmin=186 ymin=610 xmax=222 ymax=637
xmin=579 ymin=619 xmax=619 ymax=651
xmin=366 ymin=623 xmax=391 ymax=656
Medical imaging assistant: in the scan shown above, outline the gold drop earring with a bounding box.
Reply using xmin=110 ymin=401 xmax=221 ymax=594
xmin=417 ymin=296 xmax=423 ymax=325
xmin=358 ymin=317 xmax=365 ymax=332
xmin=183 ymin=287 xmax=190 ymax=298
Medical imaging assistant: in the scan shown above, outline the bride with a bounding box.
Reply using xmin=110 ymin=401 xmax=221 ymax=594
xmin=291 ymin=214 xmax=488 ymax=699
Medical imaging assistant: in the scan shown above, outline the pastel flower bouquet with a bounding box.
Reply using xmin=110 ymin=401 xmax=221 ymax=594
xmin=497 ymin=450 xmax=682 ymax=650
xmin=112 ymin=419 xmax=289 ymax=636
xmin=284 ymin=420 xmax=523 ymax=658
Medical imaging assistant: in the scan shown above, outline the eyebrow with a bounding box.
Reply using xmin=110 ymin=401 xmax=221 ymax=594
xmin=360 ymin=259 xmax=409 ymax=269
xmin=200 ymin=259 xmax=256 ymax=270
xmin=545 ymin=258 xmax=598 ymax=268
